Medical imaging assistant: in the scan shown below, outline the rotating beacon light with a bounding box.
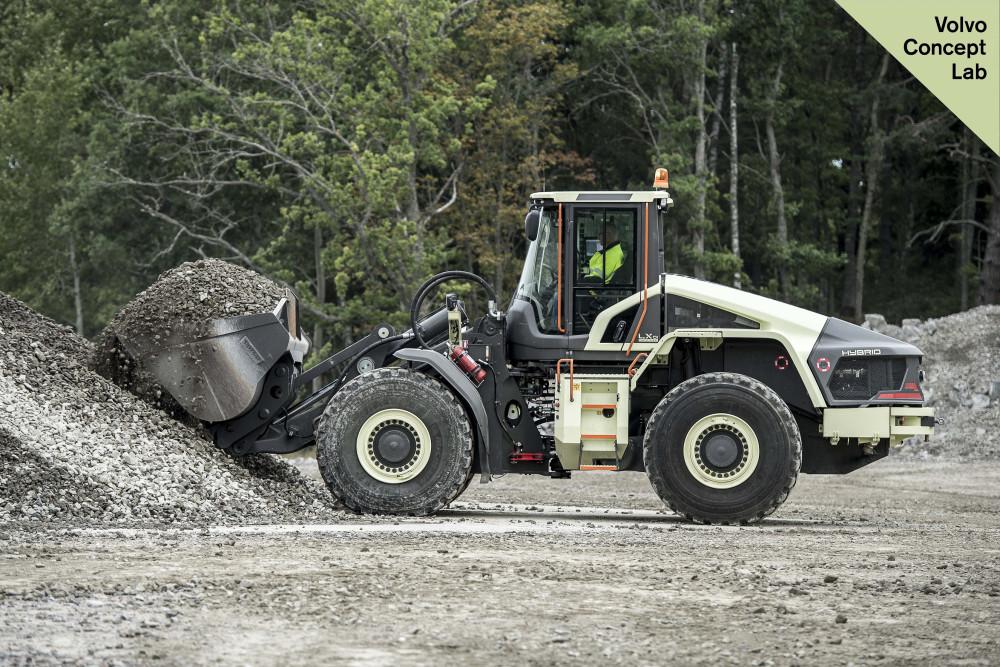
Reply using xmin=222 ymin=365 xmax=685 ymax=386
xmin=653 ymin=167 xmax=669 ymax=189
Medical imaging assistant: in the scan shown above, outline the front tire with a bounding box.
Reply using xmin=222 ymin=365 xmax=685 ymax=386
xmin=643 ymin=372 xmax=801 ymax=524
xmin=316 ymin=367 xmax=473 ymax=515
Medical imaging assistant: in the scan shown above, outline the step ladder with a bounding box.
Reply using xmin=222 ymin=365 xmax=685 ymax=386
xmin=554 ymin=369 xmax=629 ymax=471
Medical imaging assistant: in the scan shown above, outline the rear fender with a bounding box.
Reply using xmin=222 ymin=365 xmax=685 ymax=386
xmin=393 ymin=348 xmax=492 ymax=481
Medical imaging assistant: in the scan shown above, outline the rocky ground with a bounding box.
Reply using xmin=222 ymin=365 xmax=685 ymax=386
xmin=1 ymin=463 xmax=998 ymax=666
xmin=862 ymin=306 xmax=1000 ymax=460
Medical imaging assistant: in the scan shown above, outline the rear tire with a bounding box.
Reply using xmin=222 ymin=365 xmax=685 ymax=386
xmin=316 ymin=367 xmax=473 ymax=516
xmin=643 ymin=372 xmax=801 ymax=524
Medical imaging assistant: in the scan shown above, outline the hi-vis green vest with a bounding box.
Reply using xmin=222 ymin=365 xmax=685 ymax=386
xmin=587 ymin=242 xmax=624 ymax=283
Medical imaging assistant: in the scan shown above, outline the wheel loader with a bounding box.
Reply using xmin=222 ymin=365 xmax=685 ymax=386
xmin=124 ymin=168 xmax=937 ymax=523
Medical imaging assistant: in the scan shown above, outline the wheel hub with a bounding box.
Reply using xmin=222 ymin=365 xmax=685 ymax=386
xmin=683 ymin=414 xmax=760 ymax=489
xmin=373 ymin=427 xmax=415 ymax=464
xmin=355 ymin=409 xmax=431 ymax=484
xmin=701 ymin=431 xmax=741 ymax=470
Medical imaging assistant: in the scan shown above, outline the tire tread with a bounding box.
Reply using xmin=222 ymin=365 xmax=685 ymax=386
xmin=642 ymin=372 xmax=802 ymax=525
xmin=316 ymin=367 xmax=473 ymax=516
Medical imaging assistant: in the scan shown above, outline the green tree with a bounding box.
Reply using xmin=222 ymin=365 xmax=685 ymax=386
xmin=114 ymin=0 xmax=491 ymax=353
xmin=573 ymin=0 xmax=731 ymax=280
xmin=0 ymin=1 xmax=152 ymax=334
xmin=446 ymin=0 xmax=586 ymax=300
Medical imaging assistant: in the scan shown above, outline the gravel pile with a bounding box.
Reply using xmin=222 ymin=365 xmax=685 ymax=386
xmin=90 ymin=259 xmax=286 ymax=417
xmin=0 ymin=288 xmax=340 ymax=527
xmin=0 ymin=291 xmax=92 ymax=367
xmin=863 ymin=307 xmax=1000 ymax=459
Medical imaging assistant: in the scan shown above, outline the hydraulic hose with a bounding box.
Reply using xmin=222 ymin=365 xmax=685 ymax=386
xmin=333 ymin=271 xmax=496 ymax=389
xmin=409 ymin=271 xmax=498 ymax=349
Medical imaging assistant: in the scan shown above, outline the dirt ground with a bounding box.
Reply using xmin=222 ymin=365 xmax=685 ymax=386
xmin=2 ymin=459 xmax=999 ymax=666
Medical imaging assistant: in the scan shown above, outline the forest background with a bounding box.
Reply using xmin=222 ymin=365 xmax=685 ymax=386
xmin=2 ymin=0 xmax=998 ymax=361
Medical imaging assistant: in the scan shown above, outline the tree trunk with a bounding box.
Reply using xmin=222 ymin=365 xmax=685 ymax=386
xmin=728 ymin=42 xmax=741 ymax=288
xmin=841 ymin=146 xmax=863 ymax=316
xmin=707 ymin=48 xmax=727 ymax=178
xmin=852 ymin=53 xmax=890 ymax=322
xmin=67 ymin=232 xmax=84 ymax=336
xmin=840 ymin=34 xmax=876 ymax=319
xmin=691 ymin=4 xmax=708 ymax=279
xmin=402 ymin=68 xmax=425 ymax=282
xmin=959 ymin=128 xmax=980 ymax=310
xmin=765 ymin=60 xmax=788 ymax=298
xmin=312 ymin=223 xmax=326 ymax=393
xmin=877 ymin=153 xmax=895 ymax=276
xmin=977 ymin=158 xmax=1000 ymax=305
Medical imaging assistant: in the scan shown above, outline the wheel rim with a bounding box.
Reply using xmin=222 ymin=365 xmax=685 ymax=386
xmin=682 ymin=413 xmax=759 ymax=489
xmin=356 ymin=409 xmax=431 ymax=484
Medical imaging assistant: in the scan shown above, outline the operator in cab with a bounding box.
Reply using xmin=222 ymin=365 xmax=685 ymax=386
xmin=586 ymin=223 xmax=625 ymax=284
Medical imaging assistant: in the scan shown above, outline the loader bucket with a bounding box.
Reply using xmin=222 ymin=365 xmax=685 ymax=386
xmin=119 ymin=293 xmax=308 ymax=423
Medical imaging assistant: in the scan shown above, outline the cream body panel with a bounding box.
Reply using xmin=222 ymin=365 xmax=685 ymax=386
xmin=586 ymin=275 xmax=830 ymax=408
xmin=822 ymin=406 xmax=935 ymax=446
xmin=554 ymin=374 xmax=630 ymax=470
xmin=584 ymin=285 xmax=659 ymax=353
xmin=530 ymin=190 xmax=670 ymax=203
xmin=665 ymin=275 xmax=828 ymax=409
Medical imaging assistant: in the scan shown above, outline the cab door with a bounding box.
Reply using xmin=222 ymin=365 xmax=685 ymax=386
xmin=567 ymin=206 xmax=639 ymax=339
xmin=568 ymin=201 xmax=664 ymax=349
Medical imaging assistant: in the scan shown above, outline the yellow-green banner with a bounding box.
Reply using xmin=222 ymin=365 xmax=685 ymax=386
xmin=836 ymin=0 xmax=999 ymax=156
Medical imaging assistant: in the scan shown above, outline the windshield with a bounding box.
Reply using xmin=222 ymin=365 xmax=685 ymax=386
xmin=515 ymin=207 xmax=560 ymax=333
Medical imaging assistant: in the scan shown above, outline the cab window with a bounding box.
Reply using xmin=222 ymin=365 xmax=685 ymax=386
xmin=572 ymin=207 xmax=637 ymax=333
xmin=515 ymin=207 xmax=560 ymax=333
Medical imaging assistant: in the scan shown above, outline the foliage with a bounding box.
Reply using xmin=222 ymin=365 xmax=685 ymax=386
xmin=1 ymin=0 xmax=997 ymax=343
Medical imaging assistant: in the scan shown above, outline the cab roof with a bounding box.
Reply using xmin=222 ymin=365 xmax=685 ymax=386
xmin=529 ymin=190 xmax=669 ymax=204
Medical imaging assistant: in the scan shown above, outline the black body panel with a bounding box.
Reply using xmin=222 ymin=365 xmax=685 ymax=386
xmin=797 ymin=413 xmax=890 ymax=473
xmin=506 ymin=298 xmax=646 ymax=362
xmin=809 ymin=318 xmax=925 ymax=407
xmin=719 ymin=340 xmax=815 ymax=415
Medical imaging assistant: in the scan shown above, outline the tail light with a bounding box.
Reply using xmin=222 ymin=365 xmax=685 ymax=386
xmin=876 ymin=381 xmax=924 ymax=401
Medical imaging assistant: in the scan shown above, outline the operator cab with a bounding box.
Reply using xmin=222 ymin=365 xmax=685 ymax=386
xmin=508 ymin=172 xmax=673 ymax=361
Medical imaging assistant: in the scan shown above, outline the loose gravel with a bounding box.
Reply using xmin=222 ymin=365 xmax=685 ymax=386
xmin=0 ymin=288 xmax=340 ymax=528
xmin=90 ymin=259 xmax=286 ymax=417
xmin=2 ymin=463 xmax=999 ymax=666
xmin=863 ymin=306 xmax=1000 ymax=460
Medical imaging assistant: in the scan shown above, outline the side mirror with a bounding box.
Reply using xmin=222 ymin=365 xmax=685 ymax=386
xmin=524 ymin=209 xmax=540 ymax=241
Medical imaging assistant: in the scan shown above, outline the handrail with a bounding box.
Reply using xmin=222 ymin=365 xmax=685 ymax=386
xmin=627 ymin=352 xmax=648 ymax=377
xmin=555 ymin=357 xmax=575 ymax=401
xmin=557 ymin=203 xmax=565 ymax=333
xmin=627 ymin=202 xmax=650 ymax=355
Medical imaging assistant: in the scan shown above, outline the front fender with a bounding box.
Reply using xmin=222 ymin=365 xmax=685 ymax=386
xmin=393 ymin=348 xmax=492 ymax=481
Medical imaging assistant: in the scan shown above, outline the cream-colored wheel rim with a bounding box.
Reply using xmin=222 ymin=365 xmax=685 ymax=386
xmin=356 ymin=409 xmax=431 ymax=484
xmin=683 ymin=413 xmax=759 ymax=489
